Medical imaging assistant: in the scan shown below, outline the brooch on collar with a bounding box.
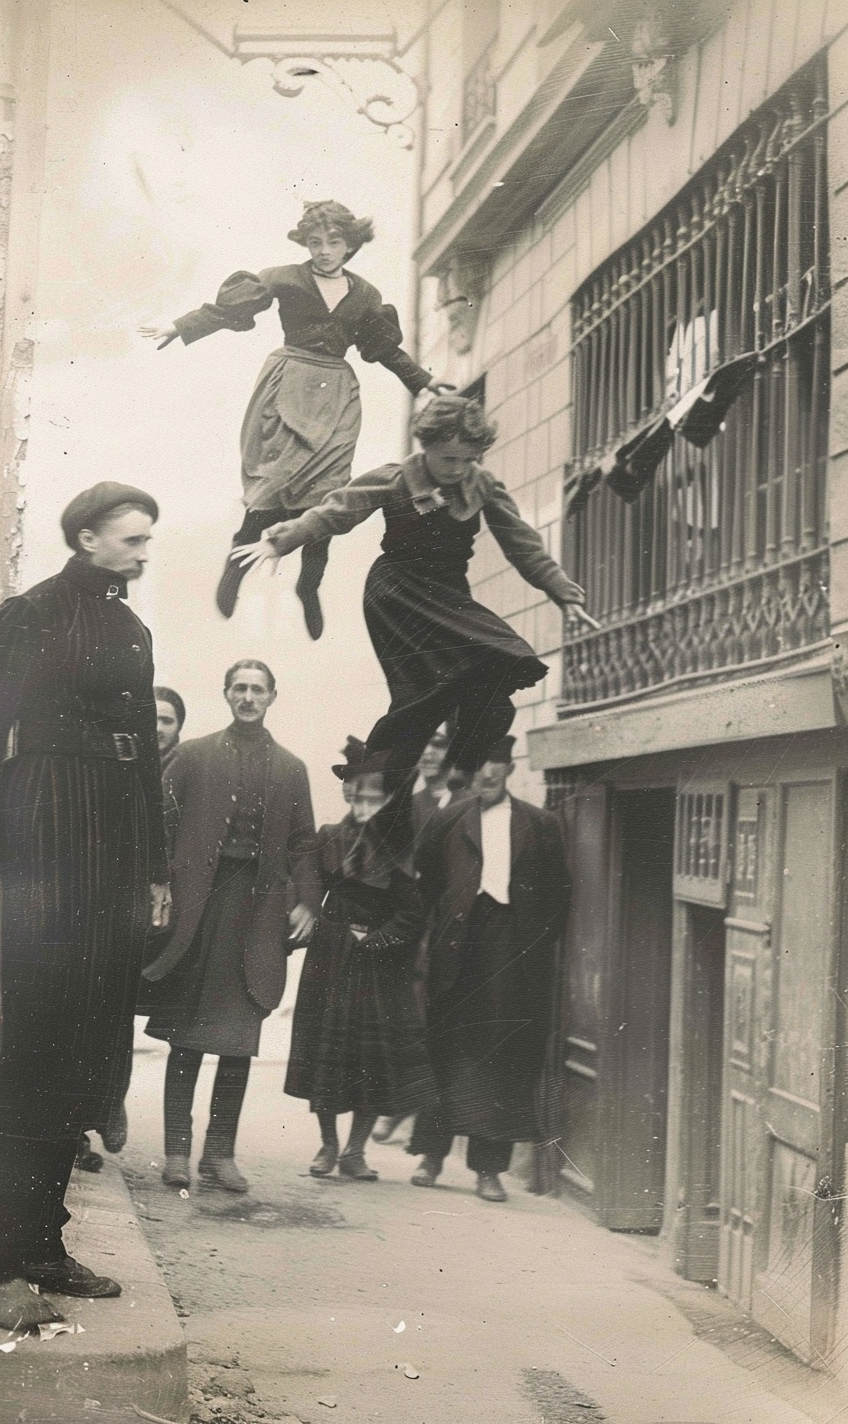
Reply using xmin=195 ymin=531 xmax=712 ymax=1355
xmin=411 ymin=489 xmax=448 ymax=516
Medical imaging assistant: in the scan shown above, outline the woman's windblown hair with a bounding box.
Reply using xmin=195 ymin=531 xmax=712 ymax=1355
xmin=411 ymin=395 xmax=498 ymax=454
xmin=288 ymin=201 xmax=375 ymax=258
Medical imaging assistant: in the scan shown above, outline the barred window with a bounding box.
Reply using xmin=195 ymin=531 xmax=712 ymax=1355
xmin=562 ymin=55 xmax=830 ymax=709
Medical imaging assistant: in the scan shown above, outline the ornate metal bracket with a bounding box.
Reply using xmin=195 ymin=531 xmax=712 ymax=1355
xmin=233 ymin=30 xmax=421 ymax=148
xmin=631 ymin=12 xmax=677 ymax=125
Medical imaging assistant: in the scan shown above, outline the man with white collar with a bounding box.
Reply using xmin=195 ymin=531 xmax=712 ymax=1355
xmin=409 ymin=737 xmax=570 ymax=1202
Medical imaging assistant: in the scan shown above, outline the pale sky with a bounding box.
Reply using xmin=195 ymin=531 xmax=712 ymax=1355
xmin=22 ymin=0 xmax=440 ymax=822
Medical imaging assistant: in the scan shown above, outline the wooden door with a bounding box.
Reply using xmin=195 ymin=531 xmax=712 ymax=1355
xmin=719 ymin=786 xmax=772 ymax=1313
xmin=755 ymin=779 xmax=839 ymax=1361
xmin=719 ymin=779 xmax=841 ymax=1362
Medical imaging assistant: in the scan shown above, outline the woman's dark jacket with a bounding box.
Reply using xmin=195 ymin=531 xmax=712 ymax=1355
xmin=173 ymin=261 xmax=433 ymax=395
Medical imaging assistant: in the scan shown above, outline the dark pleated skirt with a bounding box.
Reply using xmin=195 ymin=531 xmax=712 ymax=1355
xmin=145 ymin=858 xmax=265 ymax=1057
xmin=285 ymin=914 xmax=438 ymax=1116
xmin=427 ymin=896 xmax=541 ymax=1143
xmin=363 ymin=554 xmax=546 ymax=700
xmin=0 ymin=753 xmax=151 ymax=1139
xmin=241 ymin=346 xmax=361 ymax=514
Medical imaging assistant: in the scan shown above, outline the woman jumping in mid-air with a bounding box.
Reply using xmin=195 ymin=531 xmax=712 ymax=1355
xmin=141 ymin=200 xmax=452 ymax=637
xmin=233 ymin=395 xmax=598 ymax=784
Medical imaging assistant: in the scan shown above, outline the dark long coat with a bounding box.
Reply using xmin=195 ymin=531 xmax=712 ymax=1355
xmin=0 ymin=556 xmax=167 ymax=1139
xmin=415 ymin=794 xmax=570 ymax=1138
xmin=143 ymin=729 xmax=320 ymax=1013
xmin=285 ymin=818 xmax=437 ymax=1115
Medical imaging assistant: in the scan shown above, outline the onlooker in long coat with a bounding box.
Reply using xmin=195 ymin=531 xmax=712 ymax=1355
xmin=0 ymin=483 xmax=169 ymax=1329
xmin=143 ymin=659 xmax=319 ymax=1194
xmin=77 ymin=681 xmax=190 ymax=1177
xmin=409 ymin=737 xmax=570 ymax=1203
xmin=371 ymin=724 xmax=461 ymax=1145
xmin=285 ymin=739 xmax=437 ymax=1181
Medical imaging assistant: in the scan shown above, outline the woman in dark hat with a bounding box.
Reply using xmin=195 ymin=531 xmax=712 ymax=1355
xmin=141 ymin=199 xmax=452 ymax=635
xmin=284 ymin=738 xmax=437 ymax=1181
xmin=235 ymin=395 xmax=596 ymax=785
xmin=0 ymin=483 xmax=169 ymax=1327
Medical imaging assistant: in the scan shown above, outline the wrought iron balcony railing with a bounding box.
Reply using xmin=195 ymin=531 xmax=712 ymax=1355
xmin=561 ymin=56 xmax=830 ymax=713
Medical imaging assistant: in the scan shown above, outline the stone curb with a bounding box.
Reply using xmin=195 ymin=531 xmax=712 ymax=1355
xmin=3 ymin=1158 xmax=188 ymax=1424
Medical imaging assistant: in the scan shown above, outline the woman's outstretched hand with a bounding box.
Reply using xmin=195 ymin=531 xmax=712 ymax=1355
xmin=567 ymin=604 xmax=601 ymax=632
xmin=557 ymin=578 xmax=601 ymax=631
xmin=230 ymin=535 xmax=281 ymax=572
xmin=139 ymin=323 xmax=179 ymax=349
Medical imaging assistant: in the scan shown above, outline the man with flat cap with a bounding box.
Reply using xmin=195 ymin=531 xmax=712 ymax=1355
xmin=0 ymin=482 xmax=170 ymax=1329
xmin=409 ymin=737 xmax=569 ymax=1203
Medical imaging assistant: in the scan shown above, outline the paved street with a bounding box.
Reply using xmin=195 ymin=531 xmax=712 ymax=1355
xmin=116 ymin=992 xmax=848 ymax=1424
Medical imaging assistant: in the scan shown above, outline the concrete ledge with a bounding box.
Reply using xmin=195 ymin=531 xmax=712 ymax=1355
xmin=4 ymin=1160 xmax=187 ymax=1424
xmin=528 ymin=653 xmax=837 ymax=770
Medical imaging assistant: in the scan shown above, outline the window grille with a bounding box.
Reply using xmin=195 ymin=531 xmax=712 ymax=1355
xmin=674 ymin=786 xmax=729 ymax=906
xmin=562 ymin=56 xmax=830 ymax=710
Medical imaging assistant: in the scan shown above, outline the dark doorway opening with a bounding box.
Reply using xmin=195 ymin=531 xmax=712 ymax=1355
xmin=676 ymin=904 xmax=726 ymax=1281
xmin=597 ymin=788 xmax=675 ymax=1232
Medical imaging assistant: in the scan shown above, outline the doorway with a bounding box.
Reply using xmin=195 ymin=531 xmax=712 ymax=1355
xmin=674 ymin=904 xmax=726 ymax=1281
xmin=597 ymin=788 xmax=675 ymax=1231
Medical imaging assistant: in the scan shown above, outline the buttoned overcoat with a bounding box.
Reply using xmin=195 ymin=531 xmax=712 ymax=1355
xmin=0 ymin=556 xmax=166 ymax=1138
xmin=143 ymin=730 xmax=320 ymax=1013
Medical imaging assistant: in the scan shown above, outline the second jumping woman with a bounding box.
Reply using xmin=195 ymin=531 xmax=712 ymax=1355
xmin=141 ymin=200 xmax=451 ymax=636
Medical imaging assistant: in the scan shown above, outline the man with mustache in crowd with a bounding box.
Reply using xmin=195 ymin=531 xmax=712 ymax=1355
xmin=143 ymin=660 xmax=320 ymax=1194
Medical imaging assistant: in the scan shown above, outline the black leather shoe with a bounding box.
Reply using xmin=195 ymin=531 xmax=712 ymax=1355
xmin=76 ymin=1134 xmax=103 ymax=1173
xmin=216 ymin=554 xmax=249 ymax=619
xmin=198 ymin=1157 xmax=249 ymax=1193
xmin=23 ymin=1256 xmax=121 ymax=1298
xmin=0 ymin=1278 xmax=65 ymax=1330
xmin=295 ymin=577 xmax=324 ymax=640
xmin=162 ymin=1154 xmax=190 ymax=1188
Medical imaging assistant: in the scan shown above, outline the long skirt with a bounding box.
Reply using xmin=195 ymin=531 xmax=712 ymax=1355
xmin=426 ymin=895 xmax=542 ymax=1143
xmin=241 ymin=345 xmax=361 ymax=514
xmin=0 ymin=754 xmax=151 ymax=1140
xmin=285 ymin=917 xmax=438 ymax=1116
xmin=145 ymin=859 xmax=265 ymax=1058
xmin=364 ymin=554 xmax=546 ymax=702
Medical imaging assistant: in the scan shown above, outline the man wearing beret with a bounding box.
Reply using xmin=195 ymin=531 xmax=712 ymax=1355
xmin=0 ymin=483 xmax=170 ymax=1330
xmin=409 ymin=737 xmax=570 ymax=1203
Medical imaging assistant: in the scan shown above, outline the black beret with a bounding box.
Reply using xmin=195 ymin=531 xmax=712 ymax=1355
xmin=61 ymin=482 xmax=159 ymax=550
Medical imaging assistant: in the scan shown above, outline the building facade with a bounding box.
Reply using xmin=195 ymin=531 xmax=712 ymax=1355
xmin=413 ymin=0 xmax=848 ymax=1371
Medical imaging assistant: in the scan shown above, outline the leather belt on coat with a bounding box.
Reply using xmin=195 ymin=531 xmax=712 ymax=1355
xmin=15 ymin=721 xmax=140 ymax=762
